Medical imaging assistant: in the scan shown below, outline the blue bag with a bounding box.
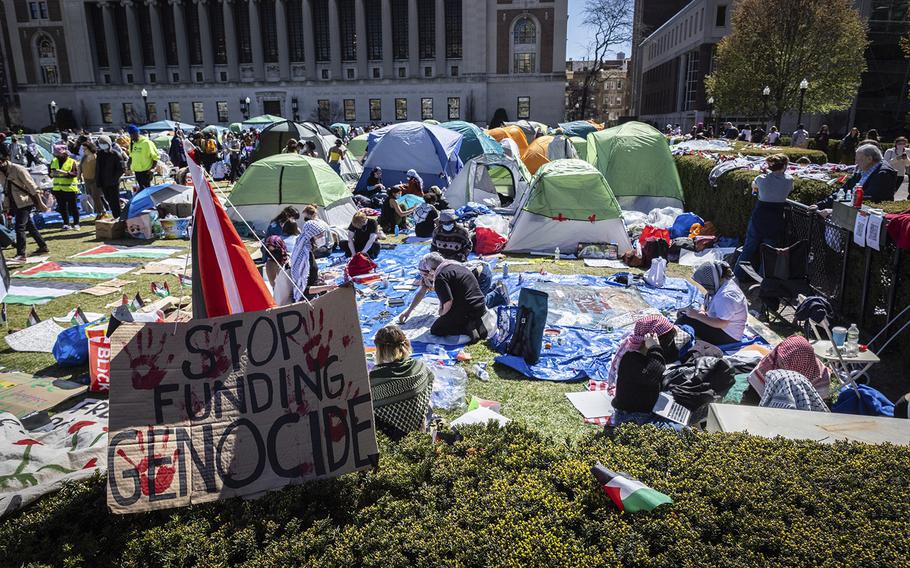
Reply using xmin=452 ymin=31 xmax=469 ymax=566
xmin=669 ymin=212 xmax=704 ymax=239
xmin=52 ymin=323 xmax=91 ymax=367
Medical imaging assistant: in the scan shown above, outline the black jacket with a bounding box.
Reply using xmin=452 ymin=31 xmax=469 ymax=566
xmin=818 ymin=162 xmax=898 ymax=208
xmin=95 ymin=150 xmax=124 ymax=188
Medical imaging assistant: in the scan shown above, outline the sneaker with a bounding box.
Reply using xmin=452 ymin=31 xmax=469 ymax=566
xmin=73 ymin=224 xmax=81 ymax=230
xmin=11 ymin=255 xmax=27 ymax=263
xmin=61 ymin=225 xmax=71 ymax=230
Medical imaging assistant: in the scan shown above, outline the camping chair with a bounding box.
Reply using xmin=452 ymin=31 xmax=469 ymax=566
xmin=795 ymin=297 xmax=866 ymax=391
xmin=738 ymin=240 xmax=813 ymax=323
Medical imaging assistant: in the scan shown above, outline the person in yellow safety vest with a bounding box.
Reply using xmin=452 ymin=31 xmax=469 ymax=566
xmin=49 ymin=143 xmax=81 ymax=230
xmin=127 ymin=124 xmax=159 ymax=189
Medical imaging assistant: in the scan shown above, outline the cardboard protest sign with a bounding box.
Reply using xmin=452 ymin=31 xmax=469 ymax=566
xmin=106 ymin=286 xmax=378 ymax=514
xmin=0 ymin=372 xmax=87 ymax=417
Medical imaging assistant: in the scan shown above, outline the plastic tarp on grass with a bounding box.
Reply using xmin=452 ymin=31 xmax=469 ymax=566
xmin=358 ymin=122 xmax=463 ymax=191
xmin=505 ymin=159 xmax=632 ymax=255
xmin=227 ymin=153 xmax=357 ymax=230
xmin=445 ymin=153 xmax=532 ymax=212
xmin=440 ymin=121 xmax=504 ymax=163
xmin=586 ymin=121 xmax=684 ymax=212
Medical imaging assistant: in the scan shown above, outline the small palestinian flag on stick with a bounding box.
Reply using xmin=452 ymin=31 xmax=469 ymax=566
xmin=27 ymin=305 xmax=41 ymax=327
xmin=150 ymin=282 xmax=171 ymax=298
xmin=591 ymin=463 xmax=672 ymax=513
xmin=130 ymin=292 xmax=145 ymax=311
xmin=71 ymin=306 xmax=89 ymax=325
xmin=1 ymin=303 xmax=7 ymax=327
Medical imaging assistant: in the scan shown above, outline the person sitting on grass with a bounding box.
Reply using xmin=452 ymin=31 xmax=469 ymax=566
xmin=369 ymin=325 xmax=435 ymax=440
xmin=677 ymin=260 xmax=748 ymax=346
xmin=346 ymin=211 xmax=381 ymax=259
xmin=413 ymin=193 xmax=440 ymax=238
xmin=609 ymin=315 xmax=685 ymax=431
xmin=747 ymin=335 xmax=831 ymax=400
xmin=399 ymin=252 xmax=490 ymax=340
xmin=286 ymin=219 xmax=337 ymax=302
xmin=431 ymin=209 xmax=472 ymax=262
xmin=379 ymin=185 xmax=415 ymax=233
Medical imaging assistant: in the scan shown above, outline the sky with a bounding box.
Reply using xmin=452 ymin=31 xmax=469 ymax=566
xmin=566 ymin=0 xmax=632 ymax=61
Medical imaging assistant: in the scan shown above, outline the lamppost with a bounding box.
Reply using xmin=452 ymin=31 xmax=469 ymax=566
xmin=141 ymin=88 xmax=149 ymax=123
xmin=48 ymin=100 xmax=57 ymax=127
xmin=796 ymin=78 xmax=808 ymax=129
xmin=707 ymin=96 xmax=717 ymax=137
xmin=762 ymin=85 xmax=770 ymax=131
xmin=243 ymin=96 xmax=251 ymax=120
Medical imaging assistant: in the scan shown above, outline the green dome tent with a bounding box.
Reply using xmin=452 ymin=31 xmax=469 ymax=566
xmin=348 ymin=133 xmax=369 ymax=160
xmin=242 ymin=114 xmax=285 ymax=129
xmin=227 ymin=154 xmax=357 ymax=231
xmin=586 ymin=121 xmax=683 ymax=212
xmin=504 ymin=159 xmax=632 ymax=255
xmin=569 ymin=136 xmax=587 ymax=161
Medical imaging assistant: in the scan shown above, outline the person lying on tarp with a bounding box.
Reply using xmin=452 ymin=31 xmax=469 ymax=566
xmin=398 ymin=253 xmax=491 ymax=340
xmin=607 ymin=315 xmax=685 ymax=431
xmin=677 ymin=260 xmax=748 ymax=346
xmin=398 ymin=255 xmax=509 ymax=326
xmin=369 ymin=325 xmax=435 ymax=441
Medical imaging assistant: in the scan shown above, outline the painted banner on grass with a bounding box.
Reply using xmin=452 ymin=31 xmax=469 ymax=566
xmin=3 ymin=279 xmax=92 ymax=304
xmin=72 ymin=245 xmax=182 ymax=260
xmin=13 ymin=261 xmax=138 ymax=280
xmin=106 ymin=286 xmax=377 ymax=514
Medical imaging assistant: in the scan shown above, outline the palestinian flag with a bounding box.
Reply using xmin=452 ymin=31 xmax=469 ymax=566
xmin=71 ymin=306 xmax=89 ymax=325
xmin=130 ymin=293 xmax=145 ymax=311
xmin=13 ymin=261 xmax=138 ymax=280
xmin=27 ymin=305 xmax=41 ymax=327
xmin=2 ymin=279 xmax=92 ymax=305
xmin=150 ymin=282 xmax=170 ymax=298
xmin=71 ymin=245 xmax=182 ymax=260
xmin=591 ymin=463 xmax=672 ymax=513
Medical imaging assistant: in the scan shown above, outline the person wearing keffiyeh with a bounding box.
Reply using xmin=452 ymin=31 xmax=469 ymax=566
xmin=288 ymin=219 xmax=333 ymax=302
xmin=677 ymin=260 xmax=748 ymax=346
xmin=759 ymin=369 xmax=830 ymax=412
xmin=368 ymin=325 xmax=434 ymax=440
xmin=748 ymin=335 xmax=831 ymax=399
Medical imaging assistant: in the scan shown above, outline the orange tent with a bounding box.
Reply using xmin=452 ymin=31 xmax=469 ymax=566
xmin=523 ymin=135 xmax=554 ymax=174
xmin=487 ymin=125 xmax=529 ymax=157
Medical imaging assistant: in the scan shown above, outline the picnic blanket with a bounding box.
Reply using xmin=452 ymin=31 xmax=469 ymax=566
xmin=13 ymin=261 xmax=138 ymax=280
xmin=3 ymin=279 xmax=92 ymax=304
xmin=71 ymin=245 xmax=182 ymax=260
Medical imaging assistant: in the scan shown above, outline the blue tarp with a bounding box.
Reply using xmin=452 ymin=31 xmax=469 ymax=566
xmin=358 ymin=122 xmax=464 ymax=191
xmin=558 ymin=121 xmax=599 ymax=138
xmin=440 ymin=121 xmax=503 ymax=163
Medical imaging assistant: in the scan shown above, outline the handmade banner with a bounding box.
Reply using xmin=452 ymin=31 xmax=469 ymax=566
xmin=72 ymin=245 xmax=182 ymax=260
xmin=106 ymin=286 xmax=377 ymax=514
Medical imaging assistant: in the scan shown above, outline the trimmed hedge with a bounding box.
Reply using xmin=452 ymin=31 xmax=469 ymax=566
xmin=2 ymin=425 xmax=910 ymax=567
xmin=675 ymin=155 xmax=833 ymax=239
xmin=735 ymin=145 xmax=829 ymax=165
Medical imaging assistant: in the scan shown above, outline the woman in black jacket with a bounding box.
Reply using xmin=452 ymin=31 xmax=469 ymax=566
xmin=95 ymin=135 xmax=125 ymax=218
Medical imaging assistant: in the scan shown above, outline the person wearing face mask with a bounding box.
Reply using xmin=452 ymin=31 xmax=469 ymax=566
xmin=0 ymin=145 xmax=49 ymax=262
xmin=95 ymin=135 xmax=125 ymax=219
xmin=883 ymin=136 xmax=910 ymax=193
xmin=431 ymin=209 xmax=472 ymax=262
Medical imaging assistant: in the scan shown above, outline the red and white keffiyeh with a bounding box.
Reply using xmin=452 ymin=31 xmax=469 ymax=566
xmin=607 ymin=315 xmax=674 ymax=388
xmin=748 ymin=336 xmax=830 ymax=398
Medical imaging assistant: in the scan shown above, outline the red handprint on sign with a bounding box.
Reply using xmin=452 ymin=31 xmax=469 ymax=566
xmin=197 ymin=330 xmax=231 ymax=378
xmin=298 ymin=309 xmax=334 ymax=373
xmin=116 ymin=429 xmax=180 ymax=497
xmin=124 ymin=329 xmax=175 ymax=390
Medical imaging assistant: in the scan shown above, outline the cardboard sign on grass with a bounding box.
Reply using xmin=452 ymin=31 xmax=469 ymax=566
xmin=106 ymin=286 xmax=378 ymax=514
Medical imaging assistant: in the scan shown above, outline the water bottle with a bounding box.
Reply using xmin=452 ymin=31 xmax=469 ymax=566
xmin=394 ymin=224 xmax=399 ymax=237
xmin=473 ymin=363 xmax=490 ymax=382
xmin=836 ymin=187 xmax=845 ymax=202
xmin=502 ymin=262 xmax=509 ymax=279
xmin=554 ymin=247 xmax=560 ymax=261
xmin=846 ymin=323 xmax=860 ymax=356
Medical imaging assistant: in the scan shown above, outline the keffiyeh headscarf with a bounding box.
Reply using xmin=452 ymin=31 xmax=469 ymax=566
xmin=748 ymin=336 xmax=830 ymax=398
xmin=759 ymin=369 xmax=829 ymax=412
xmin=289 ymin=219 xmax=328 ymax=301
xmin=406 ymin=169 xmax=423 ymax=190
xmin=692 ymin=260 xmax=728 ymax=295
xmin=607 ymin=315 xmax=675 ymax=388
xmin=264 ymin=235 xmax=289 ymax=266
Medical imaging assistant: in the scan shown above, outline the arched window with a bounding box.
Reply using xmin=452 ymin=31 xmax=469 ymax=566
xmin=35 ymin=35 xmax=58 ymax=85
xmin=511 ymin=16 xmax=538 ymax=74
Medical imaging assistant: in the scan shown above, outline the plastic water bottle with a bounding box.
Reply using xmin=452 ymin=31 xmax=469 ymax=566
xmin=836 ymin=187 xmax=845 ymax=202
xmin=846 ymin=323 xmax=860 ymax=356
xmin=394 ymin=224 xmax=399 ymax=237
xmin=473 ymin=363 xmax=490 ymax=382
xmin=502 ymin=262 xmax=509 ymax=279
xmin=554 ymin=247 xmax=560 ymax=261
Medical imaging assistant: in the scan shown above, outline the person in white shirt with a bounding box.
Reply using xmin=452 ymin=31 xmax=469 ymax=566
xmin=766 ymin=126 xmax=781 ymax=145
xmin=883 ymin=136 xmax=910 ymax=192
xmin=677 ymin=260 xmax=748 ymax=345
xmin=791 ymin=124 xmax=809 ymax=148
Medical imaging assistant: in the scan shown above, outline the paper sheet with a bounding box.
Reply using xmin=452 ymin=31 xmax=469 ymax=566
xmin=4 ymin=320 xmax=64 ymax=353
xmin=583 ymin=258 xmax=628 ymax=269
xmin=565 ymin=390 xmax=615 ymax=419
xmin=451 ymin=407 xmax=510 ymax=427
xmin=853 ymin=211 xmax=868 ymax=247
xmin=866 ymin=214 xmax=883 ymax=251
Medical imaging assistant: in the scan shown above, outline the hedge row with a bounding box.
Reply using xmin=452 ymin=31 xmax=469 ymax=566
xmin=674 ymin=155 xmax=833 ymax=239
xmin=3 ymin=424 xmax=910 ymax=567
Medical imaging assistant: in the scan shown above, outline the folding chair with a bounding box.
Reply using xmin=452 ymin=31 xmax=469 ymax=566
xmin=738 ymin=240 xmax=813 ymax=323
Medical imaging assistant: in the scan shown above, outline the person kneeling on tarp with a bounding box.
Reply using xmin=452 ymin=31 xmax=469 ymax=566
xmin=370 ymin=325 xmax=435 ymax=440
xmin=677 ymin=260 xmax=748 ymax=346
xmin=400 ymin=253 xmax=491 ymax=340
xmin=398 ymin=256 xmax=508 ymax=326
xmin=608 ymin=315 xmax=685 ymax=431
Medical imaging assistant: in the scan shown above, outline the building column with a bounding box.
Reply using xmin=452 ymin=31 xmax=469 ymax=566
xmin=407 ymin=0 xmax=418 ymax=75
xmin=99 ymin=1 xmax=122 ymax=84
xmin=123 ymin=0 xmax=145 ymax=82
xmin=249 ymin=0 xmax=265 ymax=80
xmin=222 ymin=0 xmax=239 ymax=81
xmin=434 ymin=0 xmax=444 ymax=76
xmin=303 ymin=0 xmax=316 ymax=80
xmin=276 ymin=0 xmax=290 ymax=80
xmin=328 ymin=0 xmax=341 ymax=78
xmin=196 ymin=0 xmax=215 ymax=81
xmin=146 ymin=0 xmax=168 ymax=82
xmin=355 ymin=0 xmax=367 ymax=78
xmin=171 ymin=0 xmax=191 ymax=82
xmin=381 ymin=0 xmax=392 ymax=78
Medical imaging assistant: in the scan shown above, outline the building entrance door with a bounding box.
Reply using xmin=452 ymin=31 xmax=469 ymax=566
xmin=263 ymin=100 xmax=282 ymax=116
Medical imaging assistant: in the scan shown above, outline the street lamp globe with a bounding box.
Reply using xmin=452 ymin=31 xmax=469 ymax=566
xmin=140 ymin=88 xmax=148 ymax=98
xmin=762 ymin=86 xmax=770 ymax=97
xmin=245 ymin=97 xmax=251 ymax=105
xmin=799 ymin=78 xmax=809 ymax=91
xmin=50 ymin=100 xmax=56 ymax=108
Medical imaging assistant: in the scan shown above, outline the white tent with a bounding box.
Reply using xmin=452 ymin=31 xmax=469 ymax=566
xmin=505 ymin=160 xmax=632 ymax=255
xmin=444 ymin=154 xmax=532 ymax=213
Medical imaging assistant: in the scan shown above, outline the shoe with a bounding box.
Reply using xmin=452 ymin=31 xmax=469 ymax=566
xmin=11 ymin=255 xmax=26 ymax=263
xmin=74 ymin=224 xmax=81 ymax=230
xmin=34 ymin=247 xmax=49 ymax=254
xmin=497 ymin=280 xmax=511 ymax=306
xmin=61 ymin=225 xmax=71 ymax=230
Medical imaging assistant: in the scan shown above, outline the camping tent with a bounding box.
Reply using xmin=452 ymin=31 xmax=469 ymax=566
xmin=445 ymin=153 xmax=532 ymax=212
xmin=487 ymin=125 xmax=529 ymax=158
xmin=586 ymin=121 xmax=684 ymax=211
xmin=522 ymin=135 xmax=579 ymax=174
xmin=506 ymin=120 xmax=548 ymax=143
xmin=348 ymin=133 xmax=369 ymax=160
xmin=558 ymin=120 xmax=601 ymax=138
xmin=570 ymin=136 xmax=587 ymax=161
xmin=251 ymin=120 xmax=362 ymax=182
xmin=242 ymin=114 xmax=284 ymax=128
xmin=357 ymin=121 xmax=463 ymax=191
xmin=440 ymin=121 xmax=503 ymax=163
xmin=140 ymin=120 xmax=196 ymax=133
xmin=330 ymin=123 xmax=350 ymax=138
xmin=227 ymin=154 xmax=357 ymax=230
xmin=505 ymin=159 xmax=632 ymax=255
xmin=150 ymin=132 xmax=173 ymax=150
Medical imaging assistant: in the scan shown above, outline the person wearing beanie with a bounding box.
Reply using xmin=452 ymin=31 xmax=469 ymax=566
xmin=95 ymin=135 xmax=125 ymax=218
xmin=0 ymin=145 xmax=49 ymax=261
xmin=127 ymin=124 xmax=158 ymax=189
